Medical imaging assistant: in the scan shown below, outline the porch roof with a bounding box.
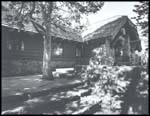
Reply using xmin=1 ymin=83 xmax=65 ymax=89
xmin=2 ymin=21 xmax=83 ymax=42
xmin=2 ymin=4 xmax=141 ymax=50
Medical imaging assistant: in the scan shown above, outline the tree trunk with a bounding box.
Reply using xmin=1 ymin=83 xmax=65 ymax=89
xmin=42 ymin=35 xmax=54 ymax=80
xmin=42 ymin=2 xmax=54 ymax=80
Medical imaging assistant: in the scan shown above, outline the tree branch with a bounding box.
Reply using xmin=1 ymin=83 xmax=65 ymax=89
xmin=29 ymin=2 xmax=35 ymax=18
xmin=30 ymin=18 xmax=47 ymax=36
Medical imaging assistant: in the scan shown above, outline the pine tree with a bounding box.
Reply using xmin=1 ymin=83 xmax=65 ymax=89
xmin=132 ymin=1 xmax=149 ymax=37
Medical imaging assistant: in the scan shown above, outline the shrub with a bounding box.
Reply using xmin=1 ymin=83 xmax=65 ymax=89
xmin=77 ymin=46 xmax=148 ymax=114
xmin=91 ymin=45 xmax=115 ymax=66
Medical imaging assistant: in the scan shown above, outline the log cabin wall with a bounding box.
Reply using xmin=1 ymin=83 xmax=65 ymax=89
xmin=2 ymin=15 xmax=142 ymax=77
xmin=112 ymin=25 xmax=132 ymax=65
xmin=125 ymin=21 xmax=142 ymax=52
xmin=105 ymin=38 xmax=116 ymax=63
xmin=2 ymin=26 xmax=43 ymax=76
xmin=83 ymin=38 xmax=106 ymax=57
xmin=2 ymin=26 xmax=85 ymax=76
xmin=51 ymin=38 xmax=85 ymax=68
xmin=2 ymin=26 xmax=43 ymax=60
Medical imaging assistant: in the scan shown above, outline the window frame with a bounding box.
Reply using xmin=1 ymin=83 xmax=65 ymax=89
xmin=75 ymin=47 xmax=81 ymax=57
xmin=52 ymin=42 xmax=63 ymax=57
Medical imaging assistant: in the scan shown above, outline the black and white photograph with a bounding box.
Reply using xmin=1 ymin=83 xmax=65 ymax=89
xmin=1 ymin=1 xmax=149 ymax=115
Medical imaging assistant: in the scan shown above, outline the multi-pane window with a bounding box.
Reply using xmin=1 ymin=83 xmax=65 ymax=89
xmin=7 ymin=40 xmax=12 ymax=50
xmin=76 ymin=47 xmax=81 ymax=57
xmin=52 ymin=42 xmax=63 ymax=56
xmin=7 ymin=39 xmax=24 ymax=51
xmin=121 ymin=28 xmax=126 ymax=35
xmin=21 ymin=41 xmax=24 ymax=51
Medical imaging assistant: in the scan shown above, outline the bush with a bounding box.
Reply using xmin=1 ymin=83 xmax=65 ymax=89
xmin=76 ymin=46 xmax=148 ymax=114
xmin=91 ymin=45 xmax=115 ymax=66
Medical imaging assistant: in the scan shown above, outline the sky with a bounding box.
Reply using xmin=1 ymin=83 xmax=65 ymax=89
xmin=87 ymin=2 xmax=139 ymax=25
xmin=83 ymin=2 xmax=147 ymax=51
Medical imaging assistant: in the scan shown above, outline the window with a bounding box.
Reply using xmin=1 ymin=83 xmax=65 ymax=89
xmin=120 ymin=48 xmax=123 ymax=56
xmin=52 ymin=42 xmax=63 ymax=56
xmin=7 ymin=41 xmax=12 ymax=50
xmin=7 ymin=39 xmax=25 ymax=51
xmin=76 ymin=47 xmax=81 ymax=57
xmin=21 ymin=41 xmax=24 ymax=51
xmin=121 ymin=28 xmax=126 ymax=35
xmin=115 ymin=47 xmax=124 ymax=57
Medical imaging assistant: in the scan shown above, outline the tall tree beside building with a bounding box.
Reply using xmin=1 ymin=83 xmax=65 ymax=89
xmin=3 ymin=2 xmax=104 ymax=80
xmin=132 ymin=1 xmax=149 ymax=37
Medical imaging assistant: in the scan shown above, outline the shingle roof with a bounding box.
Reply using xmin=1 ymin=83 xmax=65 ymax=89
xmin=1 ymin=5 xmax=83 ymax=42
xmin=82 ymin=16 xmax=128 ymax=41
xmin=1 ymin=4 xmax=139 ymax=45
xmin=2 ymin=21 xmax=83 ymax=42
xmin=82 ymin=15 xmax=141 ymax=51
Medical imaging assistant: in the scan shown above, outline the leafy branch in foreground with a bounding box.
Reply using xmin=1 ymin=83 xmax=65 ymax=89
xmin=132 ymin=1 xmax=149 ymax=37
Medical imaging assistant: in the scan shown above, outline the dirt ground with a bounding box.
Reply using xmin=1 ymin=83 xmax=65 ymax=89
xmin=2 ymin=74 xmax=82 ymax=97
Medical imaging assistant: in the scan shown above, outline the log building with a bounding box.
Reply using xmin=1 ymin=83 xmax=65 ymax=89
xmin=2 ymin=5 xmax=142 ymax=76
